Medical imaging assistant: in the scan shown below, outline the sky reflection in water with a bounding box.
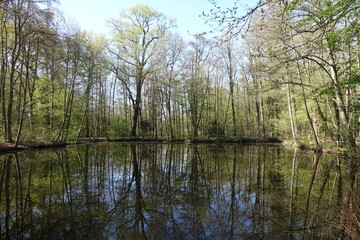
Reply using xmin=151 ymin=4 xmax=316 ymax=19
xmin=0 ymin=143 xmax=356 ymax=240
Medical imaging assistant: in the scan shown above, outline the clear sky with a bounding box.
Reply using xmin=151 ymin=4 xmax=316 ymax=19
xmin=57 ymin=0 xmax=252 ymax=39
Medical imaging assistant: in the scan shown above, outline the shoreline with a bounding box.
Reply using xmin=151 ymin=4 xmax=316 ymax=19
xmin=0 ymin=137 xmax=353 ymax=156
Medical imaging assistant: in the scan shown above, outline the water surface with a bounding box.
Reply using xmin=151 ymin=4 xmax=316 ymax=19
xmin=0 ymin=143 xmax=357 ymax=239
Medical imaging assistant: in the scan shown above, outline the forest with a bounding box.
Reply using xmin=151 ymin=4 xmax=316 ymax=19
xmin=0 ymin=0 xmax=359 ymax=152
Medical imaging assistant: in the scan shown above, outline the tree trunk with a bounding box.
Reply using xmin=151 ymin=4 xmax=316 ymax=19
xmin=226 ymin=42 xmax=237 ymax=136
xmin=165 ymin=86 xmax=174 ymax=140
xmin=244 ymin=73 xmax=252 ymax=137
xmin=296 ymin=60 xmax=319 ymax=146
xmin=328 ymin=46 xmax=356 ymax=147
xmin=76 ymin=76 xmax=92 ymax=142
xmin=14 ymin=45 xmax=31 ymax=147
xmin=258 ymin=79 xmax=265 ymax=139
xmin=0 ymin=54 xmax=7 ymax=141
xmin=286 ymin=81 xmax=298 ymax=143
xmin=230 ymin=83 xmax=237 ymax=136
xmin=0 ymin=12 xmax=8 ymax=141
xmin=131 ymin=82 xmax=142 ymax=137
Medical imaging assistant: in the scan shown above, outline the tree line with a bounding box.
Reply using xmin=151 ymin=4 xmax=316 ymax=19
xmin=0 ymin=0 xmax=359 ymax=149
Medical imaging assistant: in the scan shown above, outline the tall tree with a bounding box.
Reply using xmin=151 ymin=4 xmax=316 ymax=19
xmin=221 ymin=33 xmax=239 ymax=136
xmin=55 ymin=33 xmax=82 ymax=143
xmin=0 ymin=0 xmax=57 ymax=143
xmin=157 ymin=33 xmax=184 ymax=140
xmin=108 ymin=5 xmax=175 ymax=137
xmin=283 ymin=0 xmax=359 ymax=148
xmin=76 ymin=32 xmax=108 ymax=141
xmin=184 ymin=34 xmax=212 ymax=139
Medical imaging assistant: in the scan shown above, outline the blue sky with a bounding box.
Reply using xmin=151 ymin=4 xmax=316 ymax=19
xmin=58 ymin=0 xmax=253 ymax=39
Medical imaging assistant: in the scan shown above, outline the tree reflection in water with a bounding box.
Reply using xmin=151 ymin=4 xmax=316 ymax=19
xmin=0 ymin=143 xmax=358 ymax=239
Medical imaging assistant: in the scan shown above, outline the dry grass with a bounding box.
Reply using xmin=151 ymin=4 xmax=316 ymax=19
xmin=338 ymin=206 xmax=360 ymax=240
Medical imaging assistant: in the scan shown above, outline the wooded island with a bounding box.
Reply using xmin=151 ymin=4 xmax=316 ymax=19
xmin=0 ymin=0 xmax=359 ymax=153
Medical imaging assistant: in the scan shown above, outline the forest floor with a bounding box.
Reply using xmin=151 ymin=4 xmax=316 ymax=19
xmin=0 ymin=142 xmax=26 ymax=155
xmin=0 ymin=141 xmax=67 ymax=155
xmin=0 ymin=142 xmax=23 ymax=152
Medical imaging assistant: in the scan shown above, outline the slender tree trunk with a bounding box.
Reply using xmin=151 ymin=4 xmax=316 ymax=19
xmin=318 ymin=70 xmax=341 ymax=141
xmin=244 ymin=73 xmax=252 ymax=137
xmin=328 ymin=46 xmax=356 ymax=147
xmin=27 ymin=42 xmax=39 ymax=133
xmin=354 ymin=27 xmax=360 ymax=141
xmin=296 ymin=60 xmax=319 ymax=146
xmin=6 ymin=33 xmax=20 ymax=143
xmin=14 ymin=45 xmax=31 ymax=147
xmin=6 ymin=2 xmax=25 ymax=143
xmin=165 ymin=84 xmax=174 ymax=140
xmin=358 ymin=30 xmax=360 ymax=72
xmin=286 ymin=81 xmax=298 ymax=143
xmin=0 ymin=53 xmax=7 ymax=141
xmin=255 ymin=91 xmax=261 ymax=137
xmin=313 ymin=97 xmax=336 ymax=143
xmin=6 ymin=65 xmax=15 ymax=142
xmin=63 ymin=82 xmax=75 ymax=142
xmin=76 ymin=75 xmax=93 ymax=142
xmin=250 ymin=68 xmax=263 ymax=138
xmin=226 ymin=42 xmax=237 ymax=136
xmin=309 ymin=69 xmax=336 ymax=143
xmin=55 ymin=63 xmax=69 ymax=142
xmin=55 ymin=57 xmax=76 ymax=142
xmin=0 ymin=11 xmax=8 ymax=140
xmin=258 ymin=79 xmax=265 ymax=139
xmin=50 ymin=73 xmax=55 ymax=131
xmin=230 ymin=83 xmax=237 ymax=136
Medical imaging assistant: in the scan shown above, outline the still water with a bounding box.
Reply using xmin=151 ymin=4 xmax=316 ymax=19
xmin=0 ymin=143 xmax=357 ymax=240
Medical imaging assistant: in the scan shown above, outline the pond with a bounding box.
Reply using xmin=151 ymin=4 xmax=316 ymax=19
xmin=0 ymin=143 xmax=358 ymax=240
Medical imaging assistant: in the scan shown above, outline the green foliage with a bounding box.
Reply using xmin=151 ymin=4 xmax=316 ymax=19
xmin=318 ymin=73 xmax=360 ymax=96
xmin=107 ymin=116 xmax=130 ymax=137
xmin=0 ymin=0 xmax=358 ymax=151
xmin=207 ymin=120 xmax=225 ymax=136
xmin=139 ymin=120 xmax=152 ymax=135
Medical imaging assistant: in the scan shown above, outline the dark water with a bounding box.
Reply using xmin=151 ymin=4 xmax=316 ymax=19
xmin=0 ymin=143 xmax=358 ymax=240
